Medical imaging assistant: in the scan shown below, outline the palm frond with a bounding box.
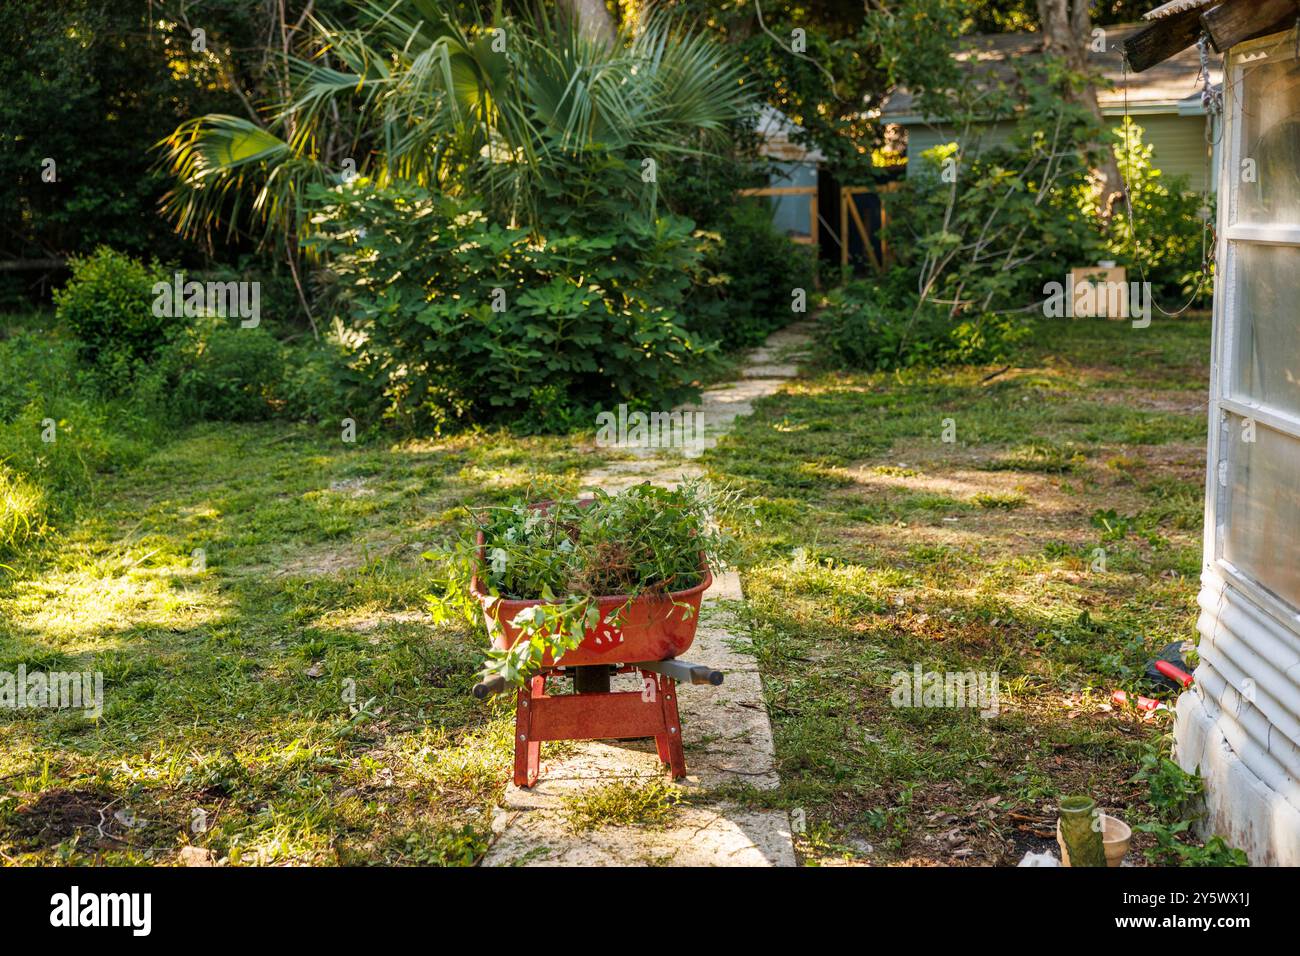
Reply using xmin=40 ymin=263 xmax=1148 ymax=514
xmin=156 ymin=115 xmax=329 ymax=246
xmin=157 ymin=0 xmax=753 ymax=244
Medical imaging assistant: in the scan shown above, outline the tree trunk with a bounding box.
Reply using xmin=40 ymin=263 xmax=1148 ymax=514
xmin=556 ymin=0 xmax=617 ymax=46
xmin=1036 ymin=0 xmax=1126 ymax=220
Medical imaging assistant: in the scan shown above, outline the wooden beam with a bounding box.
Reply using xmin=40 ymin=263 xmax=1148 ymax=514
xmin=1121 ymin=6 xmax=1206 ymax=72
xmin=736 ymin=186 xmax=817 ymax=196
xmin=1202 ymin=0 xmax=1300 ymax=53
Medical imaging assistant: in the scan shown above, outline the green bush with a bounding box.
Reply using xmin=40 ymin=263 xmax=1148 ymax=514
xmin=0 ymin=322 xmax=167 ymax=558
xmin=53 ymin=246 xmax=173 ymax=373
xmin=0 ymin=327 xmax=83 ymax=421
xmin=686 ymin=200 xmax=814 ymax=350
xmin=278 ymin=336 xmax=372 ymax=424
xmin=189 ymin=258 xmax=307 ymax=333
xmin=309 ymin=180 xmax=711 ymax=428
xmin=170 ymin=317 xmax=284 ymax=422
xmin=659 ymin=146 xmax=811 ymax=351
xmin=817 ymin=278 xmax=1030 ymax=370
xmin=1102 ymin=119 xmax=1212 ymax=305
xmin=876 ymin=52 xmax=1107 ymax=317
xmin=886 ymin=139 xmax=1099 ymax=315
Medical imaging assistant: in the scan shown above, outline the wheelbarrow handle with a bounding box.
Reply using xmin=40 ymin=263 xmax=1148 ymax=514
xmin=635 ymin=659 xmax=724 ymax=686
xmin=472 ymin=675 xmax=509 ymax=699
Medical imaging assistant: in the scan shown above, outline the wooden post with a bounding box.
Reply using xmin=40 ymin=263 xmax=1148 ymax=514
xmin=840 ymin=188 xmax=849 ymax=268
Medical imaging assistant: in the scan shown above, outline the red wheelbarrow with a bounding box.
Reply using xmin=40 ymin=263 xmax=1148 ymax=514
xmin=469 ymin=552 xmax=723 ymax=788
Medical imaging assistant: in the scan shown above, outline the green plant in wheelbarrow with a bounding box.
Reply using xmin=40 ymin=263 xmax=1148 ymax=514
xmin=425 ymin=481 xmax=746 ymax=687
xmin=427 ymin=481 xmax=747 ymax=787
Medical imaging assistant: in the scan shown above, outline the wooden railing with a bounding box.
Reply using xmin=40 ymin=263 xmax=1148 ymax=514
xmin=736 ymin=185 xmax=819 ymax=246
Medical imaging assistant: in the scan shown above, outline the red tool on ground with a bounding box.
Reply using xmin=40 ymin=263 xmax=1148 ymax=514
xmin=1154 ymin=660 xmax=1194 ymax=688
xmin=1111 ymin=689 xmax=1166 ymax=712
xmin=1146 ymin=641 xmax=1196 ymax=690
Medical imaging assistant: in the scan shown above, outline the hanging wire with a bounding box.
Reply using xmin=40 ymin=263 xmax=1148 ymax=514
xmin=1199 ymin=34 xmax=1225 ymax=124
xmin=1116 ymin=37 xmax=1222 ymax=317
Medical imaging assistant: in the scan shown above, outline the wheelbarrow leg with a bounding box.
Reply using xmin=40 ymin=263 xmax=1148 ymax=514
xmin=641 ymin=670 xmax=671 ymax=766
xmin=657 ymin=675 xmax=687 ymax=780
xmin=513 ymin=675 xmax=544 ymax=788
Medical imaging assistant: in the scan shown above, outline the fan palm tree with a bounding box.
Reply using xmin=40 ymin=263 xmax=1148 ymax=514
xmin=157 ymin=0 xmax=753 ymax=254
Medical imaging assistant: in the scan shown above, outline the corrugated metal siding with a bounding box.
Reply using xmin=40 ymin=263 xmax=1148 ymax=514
xmin=903 ymin=114 xmax=1216 ymax=192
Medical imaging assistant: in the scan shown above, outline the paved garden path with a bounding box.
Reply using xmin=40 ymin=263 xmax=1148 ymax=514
xmin=482 ymin=325 xmax=811 ymax=866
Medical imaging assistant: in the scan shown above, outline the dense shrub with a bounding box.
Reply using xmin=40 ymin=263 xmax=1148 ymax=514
xmin=887 ymin=137 xmax=1099 ymax=316
xmin=874 ymin=50 xmax=1109 ymax=322
xmin=309 ymin=180 xmax=712 ymax=427
xmin=168 ymin=318 xmax=285 ymax=422
xmin=884 ymin=124 xmax=1212 ymax=320
xmin=188 ymin=258 xmax=306 ymax=333
xmin=658 ymin=144 xmax=813 ymax=351
xmin=0 ymin=328 xmax=83 ymax=422
xmin=686 ymin=201 xmax=814 ymax=350
xmin=817 ymin=278 xmax=1030 ymax=370
xmin=52 ymin=246 xmax=172 ymax=373
xmin=278 ymin=336 xmax=373 ymax=425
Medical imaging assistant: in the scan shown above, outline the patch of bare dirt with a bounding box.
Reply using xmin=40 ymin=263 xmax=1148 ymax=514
xmin=276 ymin=547 xmax=363 ymax=577
xmin=1087 ymin=387 xmax=1207 ymax=415
xmin=328 ymin=478 xmax=374 ymax=498
xmin=12 ymin=787 xmax=123 ymax=849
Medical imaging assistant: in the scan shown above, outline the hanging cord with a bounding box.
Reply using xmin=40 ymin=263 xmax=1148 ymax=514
xmin=1116 ymin=38 xmax=1222 ymax=318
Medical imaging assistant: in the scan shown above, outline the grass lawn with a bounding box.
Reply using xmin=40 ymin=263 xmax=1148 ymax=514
xmin=704 ymin=313 xmax=1213 ymax=865
xmin=0 ymin=412 xmax=609 ymax=864
xmin=1 ymin=311 xmax=1215 ymax=866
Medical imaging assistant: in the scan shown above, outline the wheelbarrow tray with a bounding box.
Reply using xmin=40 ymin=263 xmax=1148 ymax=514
xmin=469 ymin=534 xmax=711 ymax=667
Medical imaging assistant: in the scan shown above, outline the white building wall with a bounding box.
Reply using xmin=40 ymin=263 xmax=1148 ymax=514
xmin=1176 ymin=29 xmax=1300 ymax=866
